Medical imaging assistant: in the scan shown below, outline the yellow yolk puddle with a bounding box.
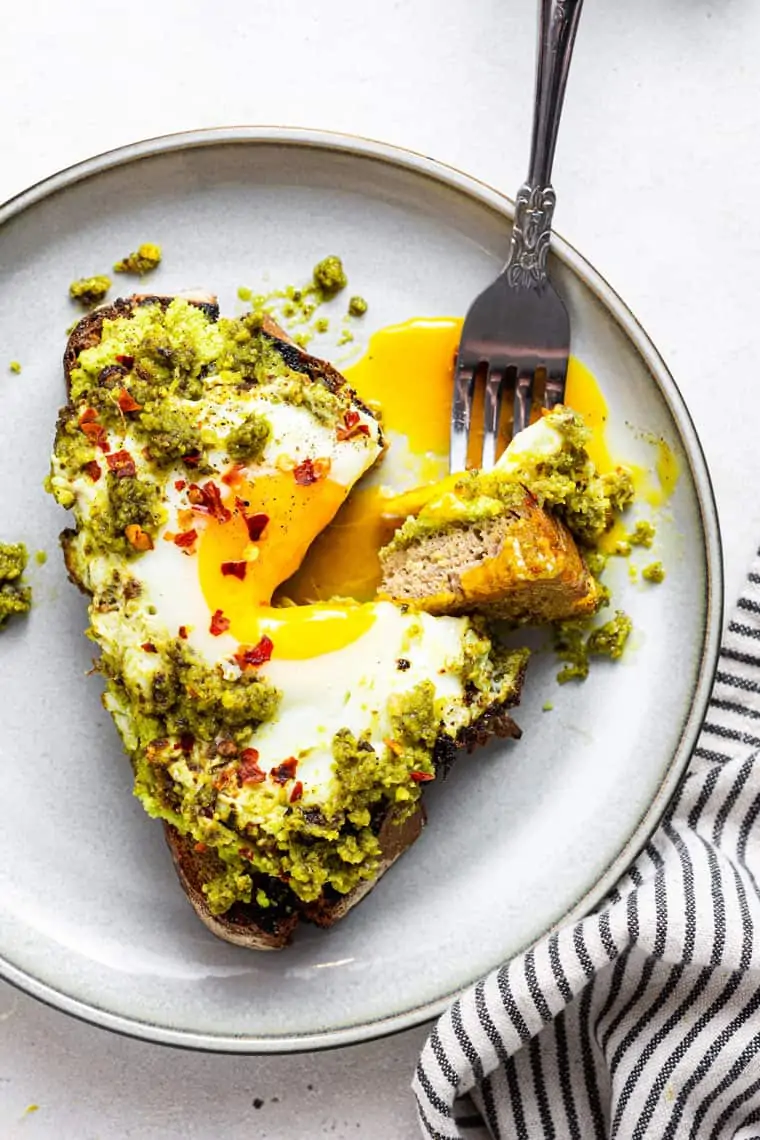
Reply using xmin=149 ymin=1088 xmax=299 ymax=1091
xmin=198 ymin=475 xmax=376 ymax=658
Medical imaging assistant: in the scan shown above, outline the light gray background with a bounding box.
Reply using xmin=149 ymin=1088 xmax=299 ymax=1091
xmin=1 ymin=1 xmax=756 ymax=1136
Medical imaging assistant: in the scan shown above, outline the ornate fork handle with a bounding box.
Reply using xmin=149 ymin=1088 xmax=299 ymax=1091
xmin=505 ymin=0 xmax=584 ymax=290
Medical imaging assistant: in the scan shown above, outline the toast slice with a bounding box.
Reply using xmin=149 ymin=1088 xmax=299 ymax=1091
xmin=54 ymin=293 xmax=528 ymax=950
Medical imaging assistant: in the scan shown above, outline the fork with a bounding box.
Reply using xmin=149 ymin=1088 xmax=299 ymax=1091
xmin=450 ymin=0 xmax=584 ymax=473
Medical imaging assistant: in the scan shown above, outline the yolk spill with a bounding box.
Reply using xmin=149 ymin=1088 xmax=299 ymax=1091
xmin=198 ymin=475 xmax=375 ymax=658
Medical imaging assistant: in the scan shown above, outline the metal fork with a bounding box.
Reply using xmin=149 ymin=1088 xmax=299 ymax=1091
xmin=450 ymin=0 xmax=584 ymax=473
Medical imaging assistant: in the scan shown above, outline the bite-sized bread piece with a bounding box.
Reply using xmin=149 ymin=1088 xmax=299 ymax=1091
xmin=379 ymin=407 xmax=634 ymax=623
xmin=380 ymin=486 xmax=601 ymax=621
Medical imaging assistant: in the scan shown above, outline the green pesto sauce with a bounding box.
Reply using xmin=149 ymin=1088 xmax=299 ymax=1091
xmin=124 ymin=638 xmax=527 ymax=911
xmin=629 ymin=519 xmax=656 ymax=548
xmin=0 ymin=542 xmax=32 ymax=629
xmin=642 ymin=561 xmax=665 ymax=584
xmin=35 ymin=550 xmax=47 ymax=565
xmin=348 ymin=296 xmax=368 ymax=317
xmin=554 ymin=610 xmax=632 ymax=684
xmin=225 ymin=412 xmax=272 ymax=462
xmin=113 ymin=242 xmax=162 ymax=276
xmin=312 ymin=255 xmax=348 ymax=297
xmin=8 ymin=361 xmax=21 ymax=374
xmin=69 ymin=276 xmax=111 ymax=307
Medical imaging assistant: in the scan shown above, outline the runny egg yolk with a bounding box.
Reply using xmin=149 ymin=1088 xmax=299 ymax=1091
xmin=197 ymin=474 xmax=376 ymax=658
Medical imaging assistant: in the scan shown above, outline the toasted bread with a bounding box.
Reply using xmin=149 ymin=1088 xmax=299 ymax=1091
xmin=58 ymin=293 xmax=527 ymax=949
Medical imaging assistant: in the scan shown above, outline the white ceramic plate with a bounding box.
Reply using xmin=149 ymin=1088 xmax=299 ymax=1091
xmin=0 ymin=128 xmax=721 ymax=1052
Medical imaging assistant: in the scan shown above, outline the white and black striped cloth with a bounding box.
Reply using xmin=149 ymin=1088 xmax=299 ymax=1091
xmin=414 ymin=555 xmax=760 ymax=1139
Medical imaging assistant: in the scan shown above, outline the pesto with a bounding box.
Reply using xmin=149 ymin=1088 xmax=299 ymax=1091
xmin=226 ymin=413 xmax=272 ymax=462
xmin=113 ymin=242 xmax=162 ymax=276
xmin=642 ymin=561 xmax=665 ymax=584
xmin=313 ymin=255 xmax=348 ymax=297
xmin=69 ymin=276 xmax=111 ymax=307
xmin=630 ymin=520 xmax=656 ymax=548
xmin=8 ymin=361 xmax=21 ymax=374
xmin=0 ymin=542 xmax=31 ymax=629
xmin=554 ymin=610 xmax=632 ymax=683
xmin=348 ymin=296 xmax=368 ymax=317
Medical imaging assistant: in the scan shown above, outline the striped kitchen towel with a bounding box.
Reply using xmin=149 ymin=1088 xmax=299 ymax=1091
xmin=414 ymin=555 xmax=760 ymax=1140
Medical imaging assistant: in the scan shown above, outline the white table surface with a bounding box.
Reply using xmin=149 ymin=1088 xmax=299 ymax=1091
xmin=2 ymin=1 xmax=759 ymax=1136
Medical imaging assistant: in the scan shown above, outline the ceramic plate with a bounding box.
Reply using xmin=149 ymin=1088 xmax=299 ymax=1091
xmin=0 ymin=128 xmax=722 ymax=1052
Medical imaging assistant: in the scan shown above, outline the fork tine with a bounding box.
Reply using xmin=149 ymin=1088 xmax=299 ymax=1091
xmin=450 ymin=360 xmax=476 ymax=472
xmin=513 ymin=370 xmax=534 ymax=437
xmin=482 ymin=365 xmax=506 ymax=472
xmin=543 ymin=364 xmax=568 ymax=411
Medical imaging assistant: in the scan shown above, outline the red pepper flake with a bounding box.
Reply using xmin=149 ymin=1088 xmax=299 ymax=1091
xmin=178 ymin=625 xmax=189 ymax=640
xmin=174 ymin=479 xmax=186 ymax=492
xmin=141 ymin=642 xmax=157 ymax=653
xmin=240 ymin=509 xmax=269 ymax=542
xmin=84 ymin=460 xmax=102 ymax=482
xmin=188 ymin=481 xmax=231 ymax=523
xmin=221 ymin=561 xmax=247 ymax=580
xmin=271 ymin=757 xmax=298 ymax=785
xmin=79 ymin=407 xmax=98 ymax=425
xmin=194 ymin=842 xmax=207 ymax=854
xmin=174 ymin=733 xmax=195 ymax=754
xmin=337 ymin=409 xmax=371 ymax=441
xmin=210 ymin=609 xmax=230 ymax=636
xmin=183 ymin=451 xmax=201 ymax=467
xmin=293 ymin=458 xmax=318 ymax=486
xmin=174 ymin=529 xmax=198 ymax=550
xmin=80 ymin=419 xmax=110 ymax=452
xmin=238 ymin=747 xmax=266 ymax=785
xmin=116 ymin=354 xmax=134 ymax=369
xmin=234 ymin=635 xmax=274 ymax=670
xmin=289 ymin=780 xmax=304 ymax=803
xmin=410 ymin=770 xmax=435 ymax=783
xmin=106 ymin=449 xmax=136 ymax=479
xmin=221 ymin=464 xmax=245 ymax=487
xmin=116 ymin=387 xmax=142 ymax=413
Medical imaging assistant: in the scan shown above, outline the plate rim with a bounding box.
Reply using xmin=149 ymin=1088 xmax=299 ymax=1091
xmin=0 ymin=125 xmax=724 ymax=1053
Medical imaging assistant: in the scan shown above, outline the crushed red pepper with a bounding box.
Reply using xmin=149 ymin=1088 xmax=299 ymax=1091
xmin=174 ymin=529 xmax=198 ymax=550
xmin=174 ymin=479 xmax=186 ymax=491
xmin=410 ymin=770 xmax=435 ymax=783
xmin=188 ymin=481 xmax=230 ymax=523
xmin=289 ymin=780 xmax=304 ymax=803
xmin=238 ymin=747 xmax=266 ymax=785
xmin=116 ymin=388 xmax=142 ymax=413
xmin=84 ymin=460 xmax=102 ymax=482
xmin=140 ymin=642 xmax=157 ymax=653
xmin=106 ymin=450 xmax=136 ymax=479
xmin=210 ymin=609 xmax=230 ymax=636
xmin=336 ymin=409 xmax=371 ymax=442
xmin=178 ymin=625 xmax=189 ymax=639
xmin=115 ymin=354 xmax=134 ymax=368
xmin=234 ymin=635 xmax=274 ymax=670
xmin=221 ymin=561 xmax=247 ymax=580
xmin=271 ymin=757 xmax=298 ymax=784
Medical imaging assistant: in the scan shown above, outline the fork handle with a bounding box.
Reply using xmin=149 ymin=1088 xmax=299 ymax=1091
xmin=506 ymin=0 xmax=584 ymax=289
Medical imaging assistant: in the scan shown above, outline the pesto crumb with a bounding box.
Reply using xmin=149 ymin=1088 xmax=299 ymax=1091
xmin=69 ymin=275 xmax=111 ymax=307
xmin=587 ymin=611 xmax=632 ymax=660
xmin=629 ymin=520 xmax=656 ymax=548
xmin=642 ymin=561 xmax=666 ymax=584
xmin=315 ymin=317 xmax=329 ymax=334
xmin=8 ymin=360 xmax=21 ymax=374
xmin=238 ymin=285 xmax=252 ymax=302
xmin=338 ymin=329 xmax=354 ymax=346
xmin=0 ymin=542 xmax=32 ymax=630
xmin=35 ymin=550 xmax=47 ymax=565
xmin=113 ymin=242 xmax=162 ymax=276
xmin=348 ymin=295 xmax=368 ymax=317
xmin=614 ymin=540 xmax=631 ymax=557
xmin=313 ymin=255 xmax=347 ymax=297
xmin=542 ymin=701 xmax=554 ymax=712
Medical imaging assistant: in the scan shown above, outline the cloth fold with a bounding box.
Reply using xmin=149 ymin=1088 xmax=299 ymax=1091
xmin=414 ymin=553 xmax=760 ymax=1139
